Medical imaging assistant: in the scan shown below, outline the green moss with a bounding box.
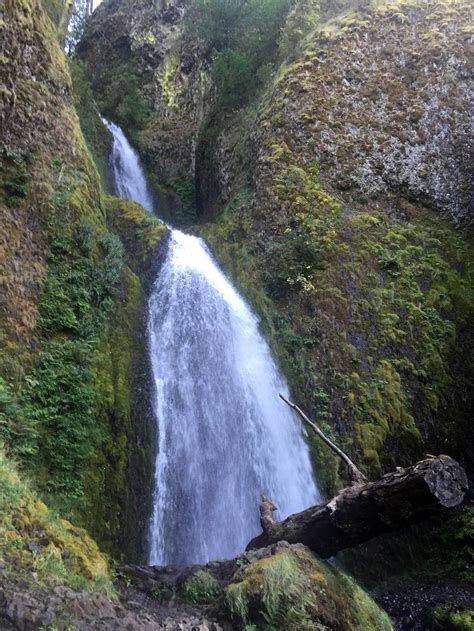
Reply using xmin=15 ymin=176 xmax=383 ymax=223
xmin=430 ymin=606 xmax=474 ymax=630
xmin=159 ymin=52 xmax=179 ymax=108
xmin=167 ymin=177 xmax=198 ymax=225
xmin=70 ymin=59 xmax=113 ymax=193
xmin=86 ymin=265 xmax=147 ymax=552
xmin=0 ymin=449 xmax=115 ymax=597
xmin=183 ymin=570 xmax=221 ymax=604
xmin=90 ymin=62 xmax=153 ymax=145
xmin=105 ymin=196 xmax=167 ymax=269
xmin=225 ymin=548 xmax=392 ymax=630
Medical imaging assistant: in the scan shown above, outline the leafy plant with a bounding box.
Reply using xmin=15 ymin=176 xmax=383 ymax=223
xmin=186 ymin=0 xmax=302 ymax=107
xmin=183 ymin=570 xmax=221 ymax=604
xmin=0 ymin=149 xmax=30 ymax=205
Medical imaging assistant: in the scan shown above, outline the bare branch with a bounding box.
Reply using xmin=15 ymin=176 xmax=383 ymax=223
xmin=280 ymin=393 xmax=366 ymax=484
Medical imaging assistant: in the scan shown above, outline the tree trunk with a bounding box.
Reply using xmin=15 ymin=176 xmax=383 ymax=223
xmin=247 ymin=456 xmax=468 ymax=558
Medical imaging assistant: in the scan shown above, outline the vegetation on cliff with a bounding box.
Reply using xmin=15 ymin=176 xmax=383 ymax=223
xmin=2 ymin=0 xmax=473 ymax=626
xmin=200 ymin=0 xmax=474 ymax=494
xmin=1 ymin=0 xmax=166 ymax=562
xmin=0 ymin=450 xmax=114 ymax=595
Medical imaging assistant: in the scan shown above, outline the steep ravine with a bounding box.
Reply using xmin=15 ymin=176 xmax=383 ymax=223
xmin=78 ymin=0 xmax=473 ymax=625
xmin=0 ymin=0 xmax=472 ymax=628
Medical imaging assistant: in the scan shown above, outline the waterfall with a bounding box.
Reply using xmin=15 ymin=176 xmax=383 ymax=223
xmin=105 ymin=119 xmax=320 ymax=566
xmin=103 ymin=118 xmax=155 ymax=213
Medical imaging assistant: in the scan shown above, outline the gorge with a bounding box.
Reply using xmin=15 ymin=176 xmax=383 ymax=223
xmin=1 ymin=0 xmax=473 ymax=628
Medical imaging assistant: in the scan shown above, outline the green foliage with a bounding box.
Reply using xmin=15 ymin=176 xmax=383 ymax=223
xmin=0 ymin=148 xmax=30 ymax=205
xmin=278 ymin=0 xmax=320 ymax=59
xmin=187 ymin=0 xmax=301 ymax=106
xmin=0 ymin=378 xmax=38 ymax=458
xmin=429 ymin=606 xmax=474 ymax=630
xmin=93 ymin=64 xmax=153 ymax=141
xmin=187 ymin=0 xmax=243 ymax=50
xmin=262 ymin=223 xmax=322 ymax=296
xmin=69 ymin=59 xmax=113 ymax=192
xmin=214 ymin=49 xmax=255 ymax=107
xmin=183 ymin=570 xmax=221 ymax=604
xmin=225 ymin=548 xmax=393 ymax=630
xmin=168 ymin=177 xmax=198 ymax=225
xmin=11 ymin=170 xmax=124 ymax=508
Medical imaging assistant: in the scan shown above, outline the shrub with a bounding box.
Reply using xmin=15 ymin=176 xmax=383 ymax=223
xmin=183 ymin=570 xmax=221 ymax=603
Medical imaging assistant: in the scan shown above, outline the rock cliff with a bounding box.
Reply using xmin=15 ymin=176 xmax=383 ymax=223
xmin=1 ymin=0 xmax=165 ymax=559
xmin=80 ymin=0 xmax=473 ymax=490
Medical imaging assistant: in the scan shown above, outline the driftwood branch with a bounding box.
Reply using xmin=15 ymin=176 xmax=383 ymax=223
xmin=248 ymin=455 xmax=468 ymax=557
xmin=280 ymin=393 xmax=366 ymax=484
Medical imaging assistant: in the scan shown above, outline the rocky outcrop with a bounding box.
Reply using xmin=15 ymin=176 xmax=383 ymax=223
xmin=0 ymin=0 xmax=166 ymax=560
xmin=78 ymin=0 xmax=213 ymax=209
xmin=119 ymin=542 xmax=393 ymax=630
xmin=253 ymin=0 xmax=473 ymax=229
xmin=1 ymin=0 xmax=77 ymax=361
xmin=0 ymin=573 xmax=226 ymax=630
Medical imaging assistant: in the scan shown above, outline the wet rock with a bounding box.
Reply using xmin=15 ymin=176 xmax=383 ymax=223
xmin=24 ymin=542 xmax=40 ymax=554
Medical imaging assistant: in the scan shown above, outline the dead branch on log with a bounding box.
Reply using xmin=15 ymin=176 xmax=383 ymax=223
xmin=280 ymin=393 xmax=366 ymax=484
xmin=248 ymin=456 xmax=468 ymax=557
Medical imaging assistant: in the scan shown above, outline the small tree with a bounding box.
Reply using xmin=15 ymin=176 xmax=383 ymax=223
xmin=278 ymin=0 xmax=320 ymax=60
xmin=65 ymin=0 xmax=91 ymax=56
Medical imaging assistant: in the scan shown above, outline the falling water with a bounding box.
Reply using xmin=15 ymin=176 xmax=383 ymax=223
xmin=105 ymin=119 xmax=320 ymax=566
xmin=103 ymin=118 xmax=155 ymax=212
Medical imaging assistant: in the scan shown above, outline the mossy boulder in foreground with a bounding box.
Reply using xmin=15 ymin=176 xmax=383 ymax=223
xmin=119 ymin=542 xmax=393 ymax=630
xmin=225 ymin=544 xmax=393 ymax=630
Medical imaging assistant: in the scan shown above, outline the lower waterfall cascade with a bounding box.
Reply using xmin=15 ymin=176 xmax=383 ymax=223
xmin=105 ymin=119 xmax=320 ymax=566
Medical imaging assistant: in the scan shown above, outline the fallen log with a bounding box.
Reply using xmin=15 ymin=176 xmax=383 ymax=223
xmin=247 ymin=456 xmax=468 ymax=557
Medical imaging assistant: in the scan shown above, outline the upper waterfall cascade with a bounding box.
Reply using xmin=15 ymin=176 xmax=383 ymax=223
xmin=104 ymin=118 xmax=155 ymax=213
xmin=105 ymin=119 xmax=320 ymax=565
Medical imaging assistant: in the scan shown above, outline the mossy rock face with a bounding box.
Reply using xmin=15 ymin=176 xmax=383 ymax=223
xmin=1 ymin=0 xmax=75 ymax=368
xmin=224 ymin=544 xmax=393 ymax=630
xmin=0 ymin=450 xmax=114 ymax=595
xmin=199 ymin=0 xmax=474 ymax=494
xmin=105 ymin=196 xmax=168 ymax=275
xmin=1 ymin=0 xmax=166 ymax=560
